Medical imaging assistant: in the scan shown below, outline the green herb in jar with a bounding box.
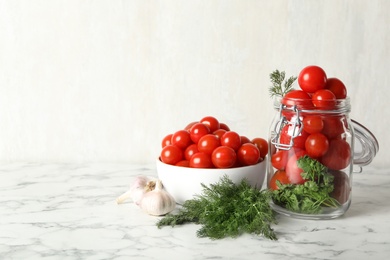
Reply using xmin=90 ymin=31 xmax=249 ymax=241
xmin=272 ymin=155 xmax=340 ymax=214
xmin=156 ymin=176 xmax=277 ymax=240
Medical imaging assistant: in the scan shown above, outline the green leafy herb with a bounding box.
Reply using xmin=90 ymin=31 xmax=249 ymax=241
xmin=272 ymin=156 xmax=340 ymax=214
xmin=269 ymin=70 xmax=297 ymax=98
xmin=156 ymin=176 xmax=277 ymax=240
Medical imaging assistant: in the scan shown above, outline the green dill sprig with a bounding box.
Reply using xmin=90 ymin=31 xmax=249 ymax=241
xmin=272 ymin=156 xmax=340 ymax=214
xmin=156 ymin=176 xmax=277 ymax=240
xmin=269 ymin=70 xmax=297 ymax=98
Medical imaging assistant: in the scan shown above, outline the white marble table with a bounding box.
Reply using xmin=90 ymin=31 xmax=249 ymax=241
xmin=1 ymin=162 xmax=389 ymax=260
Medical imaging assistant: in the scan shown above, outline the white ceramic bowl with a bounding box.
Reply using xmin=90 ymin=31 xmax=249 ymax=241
xmin=156 ymin=158 xmax=267 ymax=204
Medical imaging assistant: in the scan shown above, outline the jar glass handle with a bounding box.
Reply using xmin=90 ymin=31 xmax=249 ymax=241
xmin=351 ymin=119 xmax=379 ymax=167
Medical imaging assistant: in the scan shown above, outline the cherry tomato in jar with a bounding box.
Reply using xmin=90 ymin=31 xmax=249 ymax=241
xmin=269 ymin=170 xmax=290 ymax=190
xmin=251 ymin=137 xmax=268 ymax=158
xmin=237 ymin=143 xmax=260 ymax=166
xmin=200 ymin=116 xmax=220 ymax=133
xmin=161 ymin=134 xmax=173 ymax=148
xmin=321 ymin=139 xmax=351 ymax=170
xmin=305 ymin=133 xmax=329 ymax=158
xmin=220 ymin=131 xmax=241 ymax=151
xmin=282 ymin=90 xmax=313 ymax=109
xmin=279 ymin=124 xmax=309 ymax=150
xmin=211 ymin=146 xmax=237 ymax=168
xmin=303 ymin=115 xmax=324 ymax=134
xmin=171 ymin=130 xmax=192 ymax=149
xmin=328 ymin=170 xmax=351 ymax=204
xmin=271 ymin=150 xmax=289 ymax=170
xmin=190 ymin=152 xmax=214 ymax=168
xmin=198 ymin=134 xmax=221 ymax=155
xmin=161 ymin=144 xmax=183 ymax=165
xmin=184 ymin=143 xmax=199 ymax=161
xmin=189 ymin=123 xmax=210 ymax=143
xmin=325 ymin=77 xmax=347 ymax=99
xmin=321 ymin=115 xmax=346 ymax=139
xmin=285 ymin=149 xmax=308 ymax=184
xmin=312 ymin=89 xmax=336 ymax=109
xmin=298 ymin=65 xmax=327 ymax=93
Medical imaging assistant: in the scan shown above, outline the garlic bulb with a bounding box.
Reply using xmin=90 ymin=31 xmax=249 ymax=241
xmin=140 ymin=180 xmax=176 ymax=216
xmin=116 ymin=176 xmax=156 ymax=205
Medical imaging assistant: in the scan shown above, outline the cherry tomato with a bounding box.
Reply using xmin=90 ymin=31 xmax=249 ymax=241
xmin=305 ymin=133 xmax=329 ymax=158
xmin=271 ymin=150 xmax=289 ymax=170
xmin=189 ymin=123 xmax=210 ymax=143
xmin=269 ymin=170 xmax=290 ymax=190
xmin=161 ymin=134 xmax=173 ymax=148
xmin=171 ymin=130 xmax=192 ymax=149
xmin=160 ymin=144 xmax=183 ymax=165
xmin=321 ymin=139 xmax=351 ymax=170
xmin=211 ymin=146 xmax=237 ymax=168
xmin=220 ymin=131 xmax=241 ymax=151
xmin=184 ymin=143 xmax=199 ymax=161
xmin=321 ymin=115 xmax=346 ymax=139
xmin=329 ymin=170 xmax=350 ymax=204
xmin=175 ymin=160 xmax=190 ymax=167
xmin=198 ymin=134 xmax=221 ymax=155
xmin=303 ymin=115 xmax=324 ymax=134
xmin=213 ymin=129 xmax=227 ymax=140
xmin=240 ymin=136 xmax=251 ymax=144
xmin=279 ymin=124 xmax=309 ymax=150
xmin=219 ymin=122 xmax=230 ymax=131
xmin=325 ymin=78 xmax=347 ymax=99
xmin=285 ymin=150 xmax=308 ymax=184
xmin=251 ymin=137 xmax=268 ymax=158
xmin=298 ymin=65 xmax=327 ymax=93
xmin=190 ymin=152 xmax=214 ymax=168
xmin=237 ymin=143 xmax=260 ymax=166
xmin=282 ymin=90 xmax=313 ymax=109
xmin=200 ymin=116 xmax=220 ymax=133
xmin=312 ymin=89 xmax=336 ymax=109
xmin=184 ymin=121 xmax=198 ymax=131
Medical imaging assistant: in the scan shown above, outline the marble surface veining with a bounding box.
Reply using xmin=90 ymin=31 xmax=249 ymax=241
xmin=0 ymin=162 xmax=389 ymax=260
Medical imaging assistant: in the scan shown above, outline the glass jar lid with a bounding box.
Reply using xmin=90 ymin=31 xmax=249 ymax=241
xmin=352 ymin=119 xmax=379 ymax=166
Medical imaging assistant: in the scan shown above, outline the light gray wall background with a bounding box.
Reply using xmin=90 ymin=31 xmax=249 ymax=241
xmin=0 ymin=0 xmax=388 ymax=168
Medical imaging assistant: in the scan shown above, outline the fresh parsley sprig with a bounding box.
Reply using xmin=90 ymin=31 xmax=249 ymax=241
xmin=272 ymin=156 xmax=340 ymax=214
xmin=269 ymin=70 xmax=297 ymax=98
xmin=156 ymin=176 xmax=277 ymax=240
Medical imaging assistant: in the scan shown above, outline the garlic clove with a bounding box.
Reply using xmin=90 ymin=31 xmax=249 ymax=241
xmin=140 ymin=180 xmax=176 ymax=216
xmin=116 ymin=175 xmax=156 ymax=205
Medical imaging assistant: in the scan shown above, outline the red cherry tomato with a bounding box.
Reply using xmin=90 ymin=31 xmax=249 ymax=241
xmin=282 ymin=90 xmax=313 ymax=109
xmin=303 ymin=115 xmax=324 ymax=134
xmin=219 ymin=122 xmax=230 ymax=131
xmin=184 ymin=121 xmax=198 ymax=131
xmin=220 ymin=131 xmax=241 ymax=151
xmin=237 ymin=143 xmax=260 ymax=166
xmin=184 ymin=143 xmax=199 ymax=161
xmin=305 ymin=133 xmax=329 ymax=158
xmin=321 ymin=139 xmax=351 ymax=170
xmin=251 ymin=137 xmax=268 ymax=158
xmin=197 ymin=134 xmax=221 ymax=155
xmin=175 ymin=160 xmax=190 ymax=167
xmin=211 ymin=146 xmax=237 ymax=168
xmin=161 ymin=134 xmax=173 ymax=148
xmin=271 ymin=150 xmax=289 ymax=170
xmin=189 ymin=152 xmax=214 ymax=168
xmin=213 ymin=129 xmax=227 ymax=140
xmin=240 ymin=136 xmax=251 ymax=144
xmin=325 ymin=78 xmax=347 ymax=99
xmin=285 ymin=150 xmax=308 ymax=184
xmin=189 ymin=123 xmax=210 ymax=143
xmin=312 ymin=89 xmax=336 ymax=109
xmin=160 ymin=145 xmax=183 ymax=165
xmin=279 ymin=124 xmax=309 ymax=150
xmin=171 ymin=130 xmax=192 ymax=149
xmin=298 ymin=65 xmax=327 ymax=93
xmin=200 ymin=116 xmax=220 ymax=133
xmin=269 ymin=170 xmax=290 ymax=190
xmin=321 ymin=115 xmax=346 ymax=139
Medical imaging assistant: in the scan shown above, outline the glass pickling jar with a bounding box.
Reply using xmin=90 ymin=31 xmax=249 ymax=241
xmin=267 ymin=96 xmax=378 ymax=219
